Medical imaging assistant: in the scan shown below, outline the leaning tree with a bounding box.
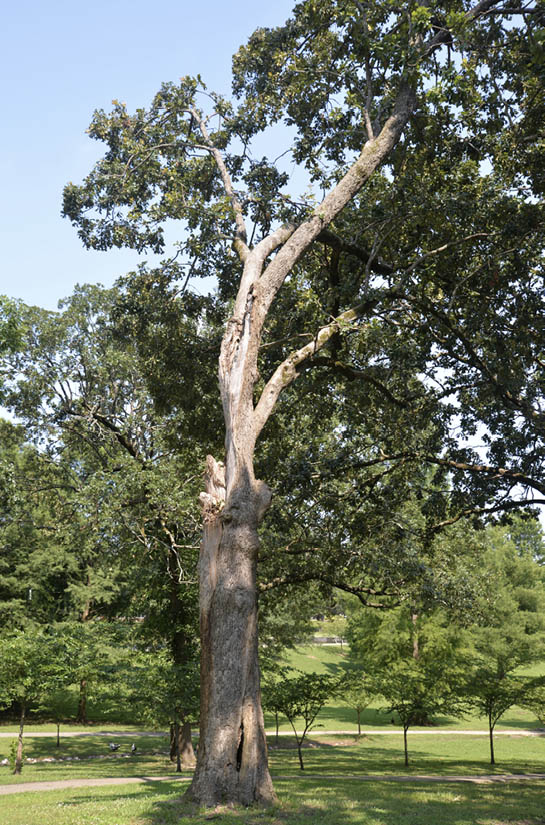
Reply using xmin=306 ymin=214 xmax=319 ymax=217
xmin=63 ymin=0 xmax=544 ymax=805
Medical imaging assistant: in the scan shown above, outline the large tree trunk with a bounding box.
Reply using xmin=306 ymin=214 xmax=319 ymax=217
xmin=187 ymin=457 xmax=275 ymax=807
xmin=186 ymin=77 xmax=418 ymax=808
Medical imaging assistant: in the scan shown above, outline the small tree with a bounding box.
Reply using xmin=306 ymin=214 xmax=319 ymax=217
xmin=371 ymin=660 xmax=465 ymax=767
xmin=463 ymin=533 xmax=545 ymax=765
xmin=340 ymin=670 xmax=373 ymax=736
xmin=523 ymin=682 xmax=545 ymax=728
xmin=264 ymin=670 xmax=338 ymax=770
xmin=35 ymin=689 xmax=73 ymax=747
xmin=261 ymin=666 xmax=291 ymax=747
xmin=0 ymin=629 xmax=69 ymax=773
xmin=465 ymin=666 xmax=541 ymax=765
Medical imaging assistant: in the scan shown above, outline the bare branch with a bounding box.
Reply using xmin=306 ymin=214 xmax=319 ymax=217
xmin=191 ymin=107 xmax=249 ymax=261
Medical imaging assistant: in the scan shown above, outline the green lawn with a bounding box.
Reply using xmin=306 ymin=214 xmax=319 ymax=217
xmin=0 ymin=733 xmax=173 ymax=784
xmin=1 ymin=730 xmax=544 ymax=786
xmin=2 ymin=774 xmax=545 ymax=825
xmin=267 ymin=732 xmax=545 ymax=776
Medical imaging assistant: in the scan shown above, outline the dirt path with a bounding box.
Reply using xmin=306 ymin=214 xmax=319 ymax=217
xmin=1 ymin=772 xmax=545 ymax=796
xmin=0 ymin=775 xmax=190 ymax=795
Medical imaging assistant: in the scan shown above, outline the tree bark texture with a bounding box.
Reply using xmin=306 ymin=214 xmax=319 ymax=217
xmin=187 ymin=457 xmax=275 ymax=806
xmin=170 ymin=720 xmax=196 ymax=767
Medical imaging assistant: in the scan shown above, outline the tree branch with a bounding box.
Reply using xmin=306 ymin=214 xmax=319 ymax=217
xmin=191 ymin=107 xmax=249 ymax=261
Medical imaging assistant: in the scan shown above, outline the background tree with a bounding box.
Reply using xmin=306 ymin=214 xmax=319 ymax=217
xmin=123 ymin=648 xmax=200 ymax=770
xmin=2 ymin=286 xmax=203 ymax=733
xmin=524 ymin=683 xmax=545 ymax=728
xmin=0 ymin=628 xmax=69 ymax=773
xmin=463 ymin=522 xmax=545 ymax=764
xmin=262 ymin=670 xmax=339 ymax=771
xmin=340 ymin=669 xmax=373 ymax=737
xmin=372 ymin=657 xmax=466 ymax=767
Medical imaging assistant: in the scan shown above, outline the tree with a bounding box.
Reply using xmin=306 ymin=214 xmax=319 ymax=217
xmin=465 ymin=667 xmax=540 ymax=765
xmin=340 ymin=670 xmax=373 ymax=736
xmin=262 ymin=670 xmax=338 ymax=770
xmin=0 ymin=628 xmax=69 ymax=773
xmin=463 ymin=524 xmax=545 ymax=764
xmin=2 ymin=287 xmax=203 ymax=732
xmin=524 ymin=682 xmax=545 ymax=727
xmin=0 ymin=296 xmax=23 ymax=361
xmin=372 ymin=658 xmax=466 ymax=767
xmin=0 ymin=420 xmax=80 ymax=632
xmin=63 ymin=1 xmax=543 ymax=805
xmin=131 ymin=650 xmax=200 ymax=771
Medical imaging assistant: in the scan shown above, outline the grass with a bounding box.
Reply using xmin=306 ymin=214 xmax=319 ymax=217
xmin=1 ymin=730 xmax=544 ymax=786
xmin=0 ymin=721 xmax=148 ymax=735
xmin=2 ymin=774 xmax=545 ymax=825
xmin=266 ymin=732 xmax=545 ymax=776
xmin=0 ymin=732 xmax=174 ymax=784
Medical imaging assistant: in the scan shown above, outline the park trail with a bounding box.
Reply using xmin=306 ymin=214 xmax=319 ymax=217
xmin=0 ymin=728 xmax=544 ymax=738
xmin=1 ymin=772 xmax=545 ymax=795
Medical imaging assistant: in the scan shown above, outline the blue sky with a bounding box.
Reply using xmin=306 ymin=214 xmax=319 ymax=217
xmin=0 ymin=0 xmax=295 ymax=310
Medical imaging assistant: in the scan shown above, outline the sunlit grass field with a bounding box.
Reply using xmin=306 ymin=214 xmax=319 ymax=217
xmin=1 ymin=730 xmax=544 ymax=786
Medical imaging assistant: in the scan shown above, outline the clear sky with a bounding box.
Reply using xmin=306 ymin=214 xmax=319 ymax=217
xmin=0 ymin=0 xmax=295 ymax=310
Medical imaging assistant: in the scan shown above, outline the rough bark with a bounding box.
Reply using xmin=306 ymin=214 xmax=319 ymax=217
xmin=170 ymin=720 xmax=196 ymax=767
xmin=187 ymin=457 xmax=275 ymax=806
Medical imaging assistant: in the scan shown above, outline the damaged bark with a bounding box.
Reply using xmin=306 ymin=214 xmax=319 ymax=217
xmin=187 ymin=457 xmax=275 ymax=806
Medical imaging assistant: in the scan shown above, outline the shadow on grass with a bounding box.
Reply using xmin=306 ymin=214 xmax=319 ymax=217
xmin=124 ymin=775 xmax=545 ymax=825
xmin=272 ymin=776 xmax=545 ymax=825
